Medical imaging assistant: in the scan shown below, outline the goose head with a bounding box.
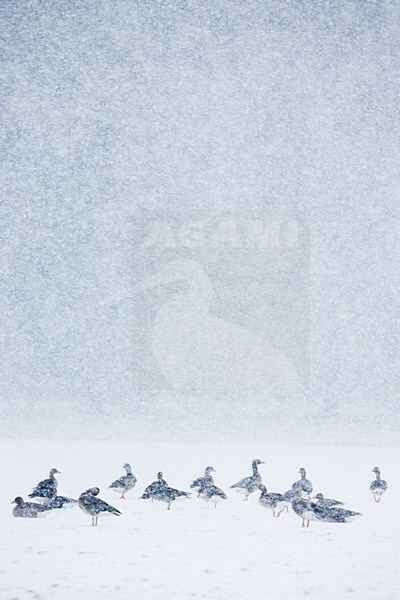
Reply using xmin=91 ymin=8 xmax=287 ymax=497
xmin=11 ymin=497 xmax=24 ymax=505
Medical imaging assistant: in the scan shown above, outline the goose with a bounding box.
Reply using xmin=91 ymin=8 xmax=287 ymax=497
xmin=292 ymin=468 xmax=313 ymax=498
xmin=230 ymin=458 xmax=265 ymax=500
xmin=109 ymin=463 xmax=137 ymax=499
xmin=12 ymin=497 xmax=54 ymax=518
xmin=291 ymin=496 xmax=323 ymax=527
xmin=143 ymin=486 xmax=190 ymax=510
xmin=28 ymin=468 xmax=60 ymax=502
xmin=78 ymin=487 xmax=122 ymax=526
xmin=140 ymin=472 xmax=168 ymax=501
xmin=190 ymin=466 xmax=215 ymax=495
xmin=198 ymin=484 xmax=227 ymax=508
xmin=140 ymin=473 xmax=190 ymax=510
xmin=313 ymin=493 xmax=344 ymax=509
xmin=258 ymin=485 xmax=290 ymax=517
xmin=291 ymin=496 xmax=361 ymax=527
xmin=370 ymin=467 xmax=388 ymax=503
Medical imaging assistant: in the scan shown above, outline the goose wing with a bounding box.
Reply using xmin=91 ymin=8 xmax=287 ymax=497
xmin=91 ymin=497 xmax=122 ymax=516
xmin=230 ymin=475 xmax=253 ymax=489
xmin=29 ymin=477 xmax=57 ymax=498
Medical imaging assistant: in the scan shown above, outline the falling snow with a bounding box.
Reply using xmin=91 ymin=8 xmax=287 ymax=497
xmin=1 ymin=2 xmax=399 ymax=598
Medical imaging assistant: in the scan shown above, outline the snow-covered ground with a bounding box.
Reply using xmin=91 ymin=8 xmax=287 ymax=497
xmin=1 ymin=440 xmax=399 ymax=600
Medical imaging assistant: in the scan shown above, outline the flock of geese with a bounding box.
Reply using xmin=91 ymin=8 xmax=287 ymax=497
xmin=11 ymin=459 xmax=388 ymax=527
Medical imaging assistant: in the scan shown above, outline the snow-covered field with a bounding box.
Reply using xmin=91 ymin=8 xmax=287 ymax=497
xmin=1 ymin=440 xmax=399 ymax=600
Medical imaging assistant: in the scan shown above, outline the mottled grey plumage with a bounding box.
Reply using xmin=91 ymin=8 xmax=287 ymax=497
xmin=314 ymin=493 xmax=344 ymax=508
xmin=258 ymin=485 xmax=291 ymax=517
xmin=145 ymin=486 xmax=190 ymax=510
xmin=292 ymin=468 xmax=313 ymax=497
xmin=370 ymin=467 xmax=388 ymax=502
xmin=141 ymin=471 xmax=168 ymax=500
xmin=318 ymin=506 xmax=362 ymax=523
xmin=12 ymin=497 xmax=53 ymax=518
xmin=230 ymin=458 xmax=265 ymax=500
xmin=190 ymin=466 xmax=215 ymax=491
xmin=109 ymin=463 xmax=137 ymax=499
xmin=28 ymin=468 xmax=60 ymax=501
xmin=198 ymin=484 xmax=227 ymax=508
xmin=291 ymin=496 xmax=361 ymax=527
xmin=78 ymin=487 xmax=122 ymax=526
xmin=140 ymin=473 xmax=190 ymax=510
xmin=48 ymin=495 xmax=77 ymax=509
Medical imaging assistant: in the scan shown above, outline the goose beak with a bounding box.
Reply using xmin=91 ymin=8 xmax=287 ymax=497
xmin=11 ymin=500 xmax=16 ymax=504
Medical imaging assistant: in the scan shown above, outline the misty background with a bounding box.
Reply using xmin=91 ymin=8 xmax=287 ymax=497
xmin=1 ymin=1 xmax=399 ymax=442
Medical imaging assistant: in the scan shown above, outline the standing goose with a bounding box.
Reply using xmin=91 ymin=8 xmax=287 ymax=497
xmin=230 ymin=458 xmax=265 ymax=500
xmin=109 ymin=463 xmax=137 ymax=499
xmin=28 ymin=468 xmax=60 ymax=502
xmin=258 ymin=485 xmax=289 ymax=517
xmin=291 ymin=495 xmax=323 ymax=527
xmin=145 ymin=486 xmax=191 ymax=510
xmin=140 ymin=472 xmax=168 ymax=501
xmin=78 ymin=487 xmax=122 ymax=526
xmin=370 ymin=467 xmax=388 ymax=503
xmin=190 ymin=466 xmax=215 ymax=495
xmin=291 ymin=496 xmax=361 ymax=527
xmin=292 ymin=468 xmax=313 ymax=498
xmin=140 ymin=473 xmax=190 ymax=510
xmin=198 ymin=484 xmax=227 ymax=508
xmin=12 ymin=497 xmax=54 ymax=518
